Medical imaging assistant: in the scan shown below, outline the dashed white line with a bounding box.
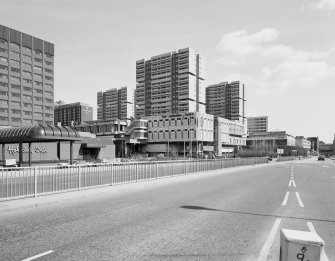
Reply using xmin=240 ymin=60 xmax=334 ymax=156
xmin=295 ymin=192 xmax=304 ymax=207
xmin=21 ymin=250 xmax=54 ymax=261
xmin=282 ymin=192 xmax=289 ymax=206
xmin=288 ymin=179 xmax=296 ymax=187
xmin=257 ymin=218 xmax=282 ymax=261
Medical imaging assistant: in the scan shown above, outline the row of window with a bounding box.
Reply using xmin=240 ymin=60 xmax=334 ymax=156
xmin=0 ymin=98 xmax=53 ymax=105
xmin=0 ymin=54 xmax=54 ymax=66
xmin=0 ymin=116 xmax=53 ymax=125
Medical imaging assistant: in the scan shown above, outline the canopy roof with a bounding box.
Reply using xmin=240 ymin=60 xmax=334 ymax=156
xmin=0 ymin=125 xmax=81 ymax=144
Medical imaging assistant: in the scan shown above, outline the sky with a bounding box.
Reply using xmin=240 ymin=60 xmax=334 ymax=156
xmin=1 ymin=0 xmax=335 ymax=142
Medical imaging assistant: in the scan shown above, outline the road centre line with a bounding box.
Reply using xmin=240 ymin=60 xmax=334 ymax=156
xmin=257 ymin=219 xmax=282 ymax=261
xmin=21 ymin=250 xmax=54 ymax=261
xmin=288 ymin=179 xmax=296 ymax=187
xmin=282 ymin=192 xmax=289 ymax=206
xmin=295 ymin=192 xmax=304 ymax=207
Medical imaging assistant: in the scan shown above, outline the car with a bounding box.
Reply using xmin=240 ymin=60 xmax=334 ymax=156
xmin=318 ymin=155 xmax=325 ymax=161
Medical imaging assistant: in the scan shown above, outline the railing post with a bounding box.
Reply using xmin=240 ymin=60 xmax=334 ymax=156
xmin=34 ymin=167 xmax=37 ymax=197
xmin=172 ymin=161 xmax=174 ymax=177
xmin=78 ymin=166 xmax=81 ymax=191
xmin=136 ymin=164 xmax=138 ymax=182
xmin=156 ymin=162 xmax=158 ymax=179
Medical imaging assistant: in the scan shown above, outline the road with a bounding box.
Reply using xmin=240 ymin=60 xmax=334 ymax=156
xmin=0 ymin=157 xmax=334 ymax=261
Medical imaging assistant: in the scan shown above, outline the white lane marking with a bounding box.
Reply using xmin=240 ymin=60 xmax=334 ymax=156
xmin=282 ymin=192 xmax=289 ymax=206
xmin=295 ymin=192 xmax=304 ymax=207
xmin=288 ymin=179 xmax=296 ymax=187
xmin=257 ymin=219 xmax=282 ymax=261
xmin=21 ymin=250 xmax=54 ymax=261
xmin=307 ymin=222 xmax=330 ymax=261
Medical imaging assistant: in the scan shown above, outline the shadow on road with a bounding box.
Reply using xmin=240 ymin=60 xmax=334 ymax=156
xmin=180 ymin=205 xmax=335 ymax=223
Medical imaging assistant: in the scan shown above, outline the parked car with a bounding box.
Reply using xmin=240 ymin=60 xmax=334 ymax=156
xmin=318 ymin=155 xmax=325 ymax=161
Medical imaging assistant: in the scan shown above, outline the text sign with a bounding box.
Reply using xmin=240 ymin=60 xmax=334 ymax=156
xmin=7 ymin=146 xmax=47 ymax=155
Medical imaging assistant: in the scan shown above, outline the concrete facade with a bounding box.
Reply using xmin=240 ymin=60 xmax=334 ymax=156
xmin=0 ymin=24 xmax=54 ymax=127
xmin=247 ymin=116 xmax=268 ymax=134
xmin=295 ymin=136 xmax=311 ymax=150
xmin=247 ymin=131 xmax=296 ymax=154
xmin=97 ymin=86 xmax=134 ymax=121
xmin=54 ymin=101 xmax=93 ymax=126
xmin=206 ymin=81 xmax=246 ymax=124
xmin=135 ymin=48 xmax=205 ymax=118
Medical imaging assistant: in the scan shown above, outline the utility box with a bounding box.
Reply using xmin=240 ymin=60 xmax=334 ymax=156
xmin=280 ymin=229 xmax=325 ymax=261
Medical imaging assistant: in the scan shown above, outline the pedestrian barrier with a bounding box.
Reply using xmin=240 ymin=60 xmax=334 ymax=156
xmin=0 ymin=156 xmax=294 ymax=201
xmin=280 ymin=229 xmax=326 ymax=261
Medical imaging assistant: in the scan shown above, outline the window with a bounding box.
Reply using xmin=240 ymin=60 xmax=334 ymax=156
xmin=45 ymin=113 xmax=52 ymax=118
xmin=10 ymin=51 xmax=20 ymax=60
xmin=34 ymin=81 xmax=42 ymax=86
xmin=45 ymin=106 xmax=53 ymax=111
xmin=0 ymin=90 xmax=8 ymax=96
xmin=0 ymin=82 xmax=8 ymax=87
xmin=45 ymin=68 xmax=53 ymax=73
xmin=45 ymin=53 xmax=53 ymax=58
xmin=23 ymin=71 xmax=32 ymax=77
xmin=34 ymin=74 xmax=42 ymax=81
xmin=11 ymin=101 xmax=20 ymax=106
xmin=34 ymin=112 xmax=43 ymax=117
xmin=0 ymin=73 xmax=8 ymax=80
xmin=45 ymin=61 xmax=53 ymax=66
xmin=45 ymin=76 xmax=53 ymax=81
xmin=11 ymin=92 xmax=20 ymax=98
xmin=35 ymin=104 xmax=42 ymax=110
xmin=0 ymin=64 xmax=7 ymax=71
xmin=11 ymin=109 xmax=20 ymax=114
xmin=0 ymin=108 xmax=8 ymax=113
xmin=22 ymin=46 xmax=31 ymax=54
xmin=34 ymin=65 xmax=42 ymax=71
xmin=11 ymin=84 xmax=20 ymax=90
xmin=23 ymin=110 xmax=32 ymax=116
xmin=23 ymin=86 xmax=32 ymax=92
xmin=11 ymin=76 xmax=20 ymax=82
xmin=45 ymin=83 xmax=53 ymax=89
xmin=0 ymin=56 xmax=8 ymax=62
xmin=23 ymin=102 xmax=32 ymax=108
xmin=34 ymin=96 xmax=42 ymax=102
xmin=23 ymin=54 xmax=31 ymax=62
xmin=34 ymin=50 xmax=42 ymax=56
xmin=11 ymin=117 xmax=21 ymax=122
xmin=45 ymin=98 xmax=53 ymax=103
xmin=0 ymin=99 xmax=8 ymax=104
xmin=23 ymin=62 xmax=32 ymax=70
xmin=0 ymin=39 xmax=7 ymax=45
xmin=23 ymin=79 xmax=32 ymax=85
xmin=45 ymin=91 xmax=53 ymax=96
xmin=0 ymin=116 xmax=8 ymax=121
xmin=23 ymin=119 xmax=32 ymax=124
xmin=45 ymin=121 xmax=53 ymax=125
xmin=23 ymin=94 xmax=32 ymax=100
xmin=35 ymin=89 xmax=43 ymax=94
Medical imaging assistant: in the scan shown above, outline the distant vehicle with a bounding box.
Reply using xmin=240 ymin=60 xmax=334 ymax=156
xmin=318 ymin=155 xmax=325 ymax=161
xmin=267 ymin=156 xmax=273 ymax=161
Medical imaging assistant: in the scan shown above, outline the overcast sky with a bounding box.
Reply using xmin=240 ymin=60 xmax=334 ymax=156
xmin=1 ymin=0 xmax=335 ymax=142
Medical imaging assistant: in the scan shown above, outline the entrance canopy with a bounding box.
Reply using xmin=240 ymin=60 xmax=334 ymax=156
xmin=0 ymin=125 xmax=81 ymax=144
xmin=0 ymin=125 xmax=81 ymax=166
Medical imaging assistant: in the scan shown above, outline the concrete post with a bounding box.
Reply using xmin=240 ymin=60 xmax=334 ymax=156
xmin=280 ymin=229 xmax=326 ymax=261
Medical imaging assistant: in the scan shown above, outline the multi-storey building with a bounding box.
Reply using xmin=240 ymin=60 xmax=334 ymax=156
xmin=247 ymin=116 xmax=268 ymax=134
xmin=97 ymin=86 xmax=134 ymax=121
xmin=135 ymin=47 xmax=205 ymax=118
xmin=0 ymin=25 xmax=54 ymax=127
xmin=206 ymin=81 xmax=246 ymax=124
xmin=54 ymin=101 xmax=93 ymax=126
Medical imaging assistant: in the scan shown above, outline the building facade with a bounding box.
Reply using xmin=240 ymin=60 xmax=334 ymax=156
xmin=247 ymin=116 xmax=268 ymax=134
xmin=0 ymin=25 xmax=54 ymax=127
xmin=142 ymin=112 xmax=245 ymax=157
xmin=97 ymin=86 xmax=134 ymax=121
xmin=206 ymin=81 xmax=246 ymax=124
xmin=247 ymin=131 xmax=296 ymax=155
xmin=54 ymin=101 xmax=93 ymax=126
xmin=135 ymin=48 xmax=205 ymax=118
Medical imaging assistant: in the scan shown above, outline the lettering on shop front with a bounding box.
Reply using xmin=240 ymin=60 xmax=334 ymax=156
xmin=7 ymin=146 xmax=47 ymax=155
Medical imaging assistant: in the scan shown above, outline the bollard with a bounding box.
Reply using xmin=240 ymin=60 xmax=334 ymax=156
xmin=280 ymin=229 xmax=326 ymax=261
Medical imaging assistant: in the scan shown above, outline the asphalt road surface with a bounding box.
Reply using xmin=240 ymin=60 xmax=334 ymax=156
xmin=0 ymin=157 xmax=334 ymax=261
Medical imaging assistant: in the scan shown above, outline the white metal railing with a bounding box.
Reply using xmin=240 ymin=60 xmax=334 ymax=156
xmin=0 ymin=157 xmax=287 ymax=201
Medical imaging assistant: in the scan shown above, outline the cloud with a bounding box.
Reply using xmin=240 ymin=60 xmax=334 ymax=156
xmin=216 ymin=28 xmax=279 ymax=64
xmin=214 ymin=28 xmax=335 ymax=94
xmin=307 ymin=0 xmax=335 ymax=13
